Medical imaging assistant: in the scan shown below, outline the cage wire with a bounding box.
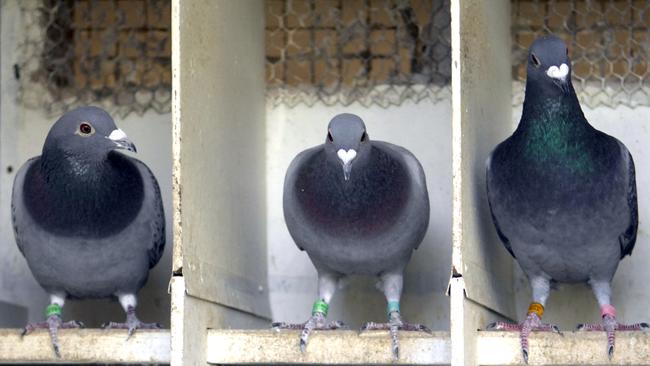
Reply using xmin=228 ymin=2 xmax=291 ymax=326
xmin=265 ymin=0 xmax=451 ymax=108
xmin=17 ymin=0 xmax=171 ymax=118
xmin=513 ymin=0 xmax=650 ymax=108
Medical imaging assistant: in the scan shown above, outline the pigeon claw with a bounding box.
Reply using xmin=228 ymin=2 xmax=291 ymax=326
xmin=391 ymin=340 xmax=400 ymax=360
xmin=608 ymin=344 xmax=614 ymax=360
xmin=390 ymin=323 xmax=400 ymax=360
xmin=102 ymin=318 xmax=161 ymax=340
xmin=21 ymin=315 xmax=83 ymax=357
xmin=522 ymin=348 xmax=529 ymax=364
xmin=299 ymin=338 xmax=307 ymax=354
xmin=273 ymin=314 xmax=343 ymax=353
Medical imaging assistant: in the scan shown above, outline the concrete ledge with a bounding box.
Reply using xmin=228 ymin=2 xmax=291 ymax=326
xmin=477 ymin=331 xmax=650 ymax=365
xmin=206 ymin=329 xmax=451 ymax=364
xmin=0 ymin=328 xmax=170 ymax=364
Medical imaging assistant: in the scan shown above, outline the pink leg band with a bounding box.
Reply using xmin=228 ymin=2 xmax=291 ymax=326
xmin=600 ymin=304 xmax=617 ymax=318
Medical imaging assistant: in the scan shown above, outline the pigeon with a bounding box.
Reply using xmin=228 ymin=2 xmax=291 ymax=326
xmin=273 ymin=113 xmax=431 ymax=359
xmin=486 ymin=35 xmax=645 ymax=362
xmin=11 ymin=106 xmax=165 ymax=357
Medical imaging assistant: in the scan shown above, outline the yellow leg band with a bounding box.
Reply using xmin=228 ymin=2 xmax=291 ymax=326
xmin=527 ymin=302 xmax=544 ymax=318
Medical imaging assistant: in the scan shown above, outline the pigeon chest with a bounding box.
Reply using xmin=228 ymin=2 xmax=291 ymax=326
xmin=293 ymin=157 xmax=410 ymax=238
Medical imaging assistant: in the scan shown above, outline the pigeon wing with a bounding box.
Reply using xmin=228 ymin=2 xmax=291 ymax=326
xmin=618 ymin=143 xmax=638 ymax=259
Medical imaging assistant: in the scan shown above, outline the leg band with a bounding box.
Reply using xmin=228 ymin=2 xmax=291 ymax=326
xmin=311 ymin=299 xmax=329 ymax=316
xmin=387 ymin=301 xmax=400 ymax=318
xmin=600 ymin=304 xmax=617 ymax=318
xmin=45 ymin=303 xmax=62 ymax=317
xmin=527 ymin=302 xmax=544 ymax=318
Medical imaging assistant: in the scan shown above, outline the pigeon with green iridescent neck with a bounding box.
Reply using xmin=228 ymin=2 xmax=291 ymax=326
xmin=486 ymin=35 xmax=645 ymax=362
xmin=272 ymin=113 xmax=431 ymax=359
xmin=12 ymin=106 xmax=165 ymax=357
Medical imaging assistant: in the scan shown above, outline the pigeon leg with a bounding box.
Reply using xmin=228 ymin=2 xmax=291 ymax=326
xmin=360 ymin=272 xmax=431 ymax=360
xmin=271 ymin=271 xmax=344 ymax=353
xmin=486 ymin=276 xmax=560 ymax=363
xmin=22 ymin=294 xmax=83 ymax=358
xmin=102 ymin=294 xmax=161 ymax=339
xmin=577 ymin=281 xmax=649 ymax=359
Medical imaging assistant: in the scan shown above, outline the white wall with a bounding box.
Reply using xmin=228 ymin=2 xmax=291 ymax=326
xmin=266 ymin=97 xmax=452 ymax=330
xmin=510 ymin=103 xmax=650 ymax=327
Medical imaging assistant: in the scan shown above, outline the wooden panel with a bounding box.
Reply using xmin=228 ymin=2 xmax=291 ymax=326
xmin=477 ymin=331 xmax=650 ymax=365
xmin=449 ymin=277 xmax=510 ymax=366
xmin=169 ymin=276 xmax=268 ymax=366
xmin=450 ymin=1 xmax=514 ymax=365
xmin=451 ymin=0 xmax=515 ymax=320
xmin=173 ymin=0 xmax=270 ymax=318
xmin=0 ymin=329 xmax=169 ymax=364
xmin=206 ymin=329 xmax=451 ymax=365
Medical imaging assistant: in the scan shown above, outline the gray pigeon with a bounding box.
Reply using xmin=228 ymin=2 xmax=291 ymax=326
xmin=12 ymin=106 xmax=165 ymax=356
xmin=273 ymin=113 xmax=431 ymax=359
xmin=486 ymin=35 xmax=645 ymax=362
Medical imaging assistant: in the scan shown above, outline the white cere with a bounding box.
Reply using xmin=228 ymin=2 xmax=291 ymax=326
xmin=337 ymin=149 xmax=357 ymax=165
xmin=546 ymin=63 xmax=569 ymax=81
xmin=108 ymin=129 xmax=128 ymax=141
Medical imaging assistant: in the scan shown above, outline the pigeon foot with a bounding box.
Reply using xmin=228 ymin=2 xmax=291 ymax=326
xmin=486 ymin=313 xmax=561 ymax=364
xmin=272 ymin=312 xmax=345 ymax=353
xmin=22 ymin=315 xmax=84 ymax=357
xmin=102 ymin=307 xmax=161 ymax=339
xmin=577 ymin=313 xmax=649 ymax=359
xmin=361 ymin=312 xmax=432 ymax=360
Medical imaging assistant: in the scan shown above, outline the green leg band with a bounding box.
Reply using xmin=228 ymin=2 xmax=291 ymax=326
xmin=45 ymin=303 xmax=62 ymax=318
xmin=387 ymin=301 xmax=400 ymax=318
xmin=312 ymin=299 xmax=329 ymax=317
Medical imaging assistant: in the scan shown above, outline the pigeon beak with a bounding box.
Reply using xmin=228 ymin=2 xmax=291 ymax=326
xmin=337 ymin=149 xmax=357 ymax=181
xmin=342 ymin=164 xmax=352 ymax=181
xmin=555 ymin=79 xmax=571 ymax=94
xmin=107 ymin=129 xmax=137 ymax=153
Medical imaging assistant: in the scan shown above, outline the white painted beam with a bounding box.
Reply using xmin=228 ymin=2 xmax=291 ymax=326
xmin=206 ymin=329 xmax=451 ymax=364
xmin=0 ymin=329 xmax=170 ymax=364
xmin=477 ymin=331 xmax=650 ymax=365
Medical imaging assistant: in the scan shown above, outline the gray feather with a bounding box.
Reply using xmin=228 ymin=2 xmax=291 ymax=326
xmin=283 ymin=115 xmax=429 ymax=276
xmin=486 ymin=36 xmax=637 ymax=285
xmin=11 ymin=107 xmax=165 ymax=300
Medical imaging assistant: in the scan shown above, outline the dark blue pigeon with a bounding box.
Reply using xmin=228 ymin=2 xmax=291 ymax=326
xmin=273 ymin=113 xmax=431 ymax=359
xmin=12 ymin=106 xmax=165 ymax=357
xmin=486 ymin=35 xmax=645 ymax=362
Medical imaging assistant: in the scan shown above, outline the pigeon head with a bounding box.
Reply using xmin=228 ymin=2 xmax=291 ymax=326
xmin=43 ymin=106 xmax=136 ymax=160
xmin=526 ymin=35 xmax=573 ymax=95
xmin=324 ymin=113 xmax=371 ymax=181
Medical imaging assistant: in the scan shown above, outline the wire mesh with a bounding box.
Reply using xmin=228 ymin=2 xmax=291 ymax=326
xmin=17 ymin=0 xmax=171 ymax=118
xmin=512 ymin=0 xmax=650 ymax=108
xmin=265 ymin=0 xmax=451 ymax=108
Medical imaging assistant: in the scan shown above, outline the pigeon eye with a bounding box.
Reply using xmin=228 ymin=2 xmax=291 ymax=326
xmin=530 ymin=53 xmax=541 ymax=68
xmin=79 ymin=122 xmax=93 ymax=135
xmin=360 ymin=132 xmax=368 ymax=142
xmin=327 ymin=131 xmax=334 ymax=142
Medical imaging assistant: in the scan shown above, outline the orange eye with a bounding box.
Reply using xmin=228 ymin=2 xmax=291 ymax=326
xmin=79 ymin=122 xmax=93 ymax=135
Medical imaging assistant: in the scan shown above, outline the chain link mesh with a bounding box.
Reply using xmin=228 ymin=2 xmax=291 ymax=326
xmin=513 ymin=0 xmax=650 ymax=108
xmin=17 ymin=0 xmax=171 ymax=118
xmin=265 ymin=0 xmax=451 ymax=107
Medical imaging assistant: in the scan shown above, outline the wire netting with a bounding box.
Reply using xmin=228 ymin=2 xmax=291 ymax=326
xmin=513 ymin=0 xmax=650 ymax=108
xmin=17 ymin=0 xmax=171 ymax=118
xmin=265 ymin=0 xmax=451 ymax=107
